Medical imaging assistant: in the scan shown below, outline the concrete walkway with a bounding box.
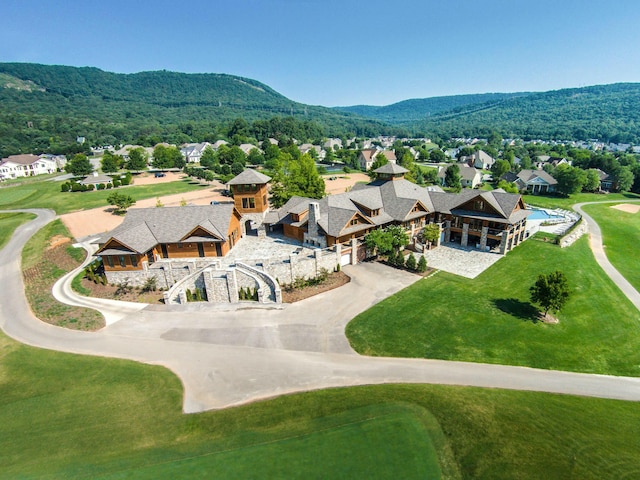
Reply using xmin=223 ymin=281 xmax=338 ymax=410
xmin=2 ymin=209 xmax=640 ymax=413
xmin=574 ymin=200 xmax=640 ymax=311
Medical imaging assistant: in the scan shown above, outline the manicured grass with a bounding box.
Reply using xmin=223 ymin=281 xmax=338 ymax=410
xmin=0 ymin=176 xmax=205 ymax=214
xmin=22 ymin=219 xmax=104 ymax=330
xmin=583 ymin=202 xmax=640 ymax=291
xmin=347 ymin=236 xmax=640 ymax=376
xmin=524 ymin=191 xmax=640 ymax=210
xmin=2 ymin=328 xmax=640 ymax=479
xmin=0 ymin=212 xmax=36 ymax=249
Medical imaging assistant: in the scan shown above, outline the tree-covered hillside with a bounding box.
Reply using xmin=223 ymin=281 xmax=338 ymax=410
xmin=335 ymin=92 xmax=528 ymax=124
xmin=0 ymin=63 xmax=391 ymax=157
xmin=414 ymin=83 xmax=640 ymax=142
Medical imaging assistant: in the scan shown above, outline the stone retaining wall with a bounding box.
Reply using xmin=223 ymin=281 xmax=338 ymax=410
xmin=559 ymin=219 xmax=588 ymax=248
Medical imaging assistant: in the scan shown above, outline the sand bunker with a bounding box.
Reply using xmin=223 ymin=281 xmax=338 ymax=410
xmin=611 ymin=203 xmax=640 ymax=214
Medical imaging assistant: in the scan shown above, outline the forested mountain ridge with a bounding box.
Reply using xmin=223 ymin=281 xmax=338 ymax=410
xmin=415 ymin=83 xmax=640 ymax=143
xmin=335 ymin=92 xmax=530 ymax=124
xmin=0 ymin=63 xmax=390 ymax=157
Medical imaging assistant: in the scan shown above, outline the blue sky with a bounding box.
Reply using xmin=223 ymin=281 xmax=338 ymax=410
xmin=2 ymin=0 xmax=640 ymax=106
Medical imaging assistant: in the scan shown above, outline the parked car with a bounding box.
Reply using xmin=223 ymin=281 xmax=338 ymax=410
xmin=154 ymin=172 xmax=166 ymax=178
xmin=210 ymin=200 xmax=220 ymax=205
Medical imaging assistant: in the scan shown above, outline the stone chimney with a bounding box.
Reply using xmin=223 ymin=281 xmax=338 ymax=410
xmin=308 ymin=202 xmax=320 ymax=238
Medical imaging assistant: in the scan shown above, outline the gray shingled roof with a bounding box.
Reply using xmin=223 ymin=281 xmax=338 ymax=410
xmin=96 ymin=204 xmax=235 ymax=254
xmin=517 ymin=169 xmax=558 ymax=185
xmin=268 ymin=176 xmax=528 ymax=239
xmin=227 ymin=168 xmax=271 ymax=185
xmin=374 ymin=163 xmax=408 ymax=175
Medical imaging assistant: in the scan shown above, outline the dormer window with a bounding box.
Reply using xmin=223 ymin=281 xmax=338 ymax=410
xmin=474 ymin=200 xmax=484 ymax=211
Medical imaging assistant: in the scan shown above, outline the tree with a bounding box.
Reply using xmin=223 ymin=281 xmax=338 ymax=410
xmin=554 ymin=164 xmax=586 ymax=196
xmin=65 ymin=154 xmax=93 ymax=176
xmin=416 ymin=255 xmax=427 ymax=273
xmin=269 ymin=153 xmax=325 ymax=208
xmin=152 ymin=145 xmax=183 ymax=170
xmin=496 ymin=179 xmax=519 ymax=193
xmin=490 ymin=159 xmax=510 ymax=180
xmin=429 ymin=149 xmax=446 ymax=163
xmin=530 ymin=271 xmax=571 ymax=319
xmin=364 ymin=229 xmax=393 ymax=257
xmin=369 ymin=152 xmax=389 ymax=174
xmin=444 ymin=164 xmax=461 ymax=192
xmin=126 ymin=147 xmax=148 ymax=171
xmin=421 ymin=223 xmax=440 ymax=248
xmin=100 ymin=151 xmax=122 ymax=173
xmin=200 ymin=146 xmax=217 ymax=168
xmin=615 ymin=166 xmax=634 ymax=192
xmin=405 ymin=252 xmax=417 ymax=271
xmin=107 ymin=192 xmax=136 ymax=215
xmin=583 ymin=169 xmax=601 ymax=192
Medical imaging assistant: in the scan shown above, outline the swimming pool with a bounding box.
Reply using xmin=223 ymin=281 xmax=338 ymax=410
xmin=527 ymin=209 xmax=564 ymax=220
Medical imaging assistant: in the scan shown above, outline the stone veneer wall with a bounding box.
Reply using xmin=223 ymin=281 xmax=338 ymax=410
xmin=559 ymin=219 xmax=588 ymax=248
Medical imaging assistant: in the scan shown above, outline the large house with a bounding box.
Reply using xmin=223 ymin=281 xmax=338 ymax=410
xmin=437 ymin=165 xmax=482 ymax=189
xmin=358 ymin=149 xmax=397 ymax=171
xmin=503 ymin=169 xmax=558 ymax=194
xmin=0 ymin=154 xmax=58 ymax=180
xmin=266 ymin=163 xmax=529 ymax=254
xmin=96 ymin=165 xmax=531 ymax=301
xmin=180 ymin=142 xmax=211 ymax=163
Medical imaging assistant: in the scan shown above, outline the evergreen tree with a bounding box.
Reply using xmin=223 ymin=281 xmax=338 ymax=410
xmin=406 ymin=252 xmax=417 ymax=271
xmin=417 ymin=255 xmax=427 ymax=273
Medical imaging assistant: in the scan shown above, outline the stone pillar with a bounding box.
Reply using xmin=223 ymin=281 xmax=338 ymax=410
xmin=226 ymin=268 xmax=239 ymax=303
xmin=178 ymin=289 xmax=188 ymax=304
xmin=479 ymin=226 xmax=489 ymax=251
xmin=500 ymin=230 xmax=509 ymax=255
xmin=461 ymin=223 xmax=469 ymax=247
xmin=444 ymin=221 xmax=451 ymax=243
xmin=314 ymin=248 xmax=321 ymax=274
xmin=351 ymin=237 xmax=358 ymax=265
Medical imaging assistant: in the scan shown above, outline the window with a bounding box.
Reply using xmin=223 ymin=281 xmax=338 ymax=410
xmin=350 ymin=218 xmax=359 ymax=226
xmin=130 ymin=255 xmax=138 ymax=267
xmin=474 ymin=200 xmax=484 ymax=211
xmin=242 ymin=197 xmax=255 ymax=209
xmin=105 ymin=256 xmax=114 ymax=268
xmin=119 ymin=256 xmax=126 ymax=267
xmin=177 ymin=243 xmax=183 ymax=249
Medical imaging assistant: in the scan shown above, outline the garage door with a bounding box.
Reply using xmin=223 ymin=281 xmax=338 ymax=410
xmin=340 ymin=253 xmax=351 ymax=266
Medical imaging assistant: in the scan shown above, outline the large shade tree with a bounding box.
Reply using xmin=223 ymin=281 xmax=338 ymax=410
xmin=530 ymin=270 xmax=571 ymax=319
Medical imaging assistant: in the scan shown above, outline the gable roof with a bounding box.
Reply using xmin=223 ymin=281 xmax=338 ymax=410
xmin=517 ymin=169 xmax=557 ymax=185
xmin=227 ymin=168 xmax=271 ymax=185
xmin=1 ymin=154 xmax=42 ymax=166
xmin=96 ymin=204 xmax=236 ymax=254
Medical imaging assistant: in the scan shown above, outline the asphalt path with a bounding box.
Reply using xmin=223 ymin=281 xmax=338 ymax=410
xmin=2 ymin=208 xmax=640 ymax=413
xmin=574 ymin=200 xmax=640 ymax=310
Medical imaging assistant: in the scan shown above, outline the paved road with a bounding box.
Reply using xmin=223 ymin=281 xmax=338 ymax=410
xmin=2 ymin=209 xmax=640 ymax=413
xmin=574 ymin=200 xmax=640 ymax=311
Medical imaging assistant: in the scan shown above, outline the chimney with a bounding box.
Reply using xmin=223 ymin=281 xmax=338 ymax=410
xmin=308 ymin=202 xmax=320 ymax=238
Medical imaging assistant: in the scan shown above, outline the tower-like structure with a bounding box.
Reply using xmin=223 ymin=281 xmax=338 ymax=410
xmin=227 ymin=169 xmax=271 ymax=236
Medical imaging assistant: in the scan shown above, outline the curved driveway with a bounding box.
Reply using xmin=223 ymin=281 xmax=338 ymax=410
xmin=2 ymin=209 xmax=640 ymax=413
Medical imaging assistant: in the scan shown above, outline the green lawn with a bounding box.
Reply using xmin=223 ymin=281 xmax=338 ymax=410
xmin=0 ymin=212 xmax=36 ymax=249
xmin=2 ymin=329 xmax=640 ymax=479
xmin=0 ymin=176 xmax=206 ymax=214
xmin=347 ymin=235 xmax=640 ymax=376
xmin=524 ymin=191 xmax=640 ymax=210
xmin=583 ymin=202 xmax=640 ymax=291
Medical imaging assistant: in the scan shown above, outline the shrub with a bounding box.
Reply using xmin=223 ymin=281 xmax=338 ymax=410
xmin=97 ymin=183 xmax=106 ymax=190
xmin=106 ymin=183 xmax=113 ymax=189
xmin=186 ymin=288 xmax=193 ymax=302
xmin=406 ymin=253 xmax=417 ymax=271
xmin=70 ymin=182 xmax=83 ymax=192
xmin=86 ymin=184 xmax=95 ymax=191
xmin=112 ymin=178 xmax=121 ymax=188
xmin=114 ymin=280 xmax=133 ymax=297
xmin=417 ymin=255 xmax=427 ymax=273
xmin=194 ymin=288 xmax=203 ymax=301
xmin=141 ymin=276 xmax=157 ymax=293
xmin=60 ymin=182 xmax=71 ymax=192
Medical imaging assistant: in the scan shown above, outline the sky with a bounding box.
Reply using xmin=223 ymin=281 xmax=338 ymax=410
xmin=2 ymin=0 xmax=640 ymax=107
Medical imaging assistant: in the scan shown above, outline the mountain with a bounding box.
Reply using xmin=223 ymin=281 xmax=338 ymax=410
xmin=0 ymin=63 xmax=390 ymax=157
xmin=413 ymin=83 xmax=640 ymax=143
xmin=335 ymin=92 xmax=529 ymax=124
